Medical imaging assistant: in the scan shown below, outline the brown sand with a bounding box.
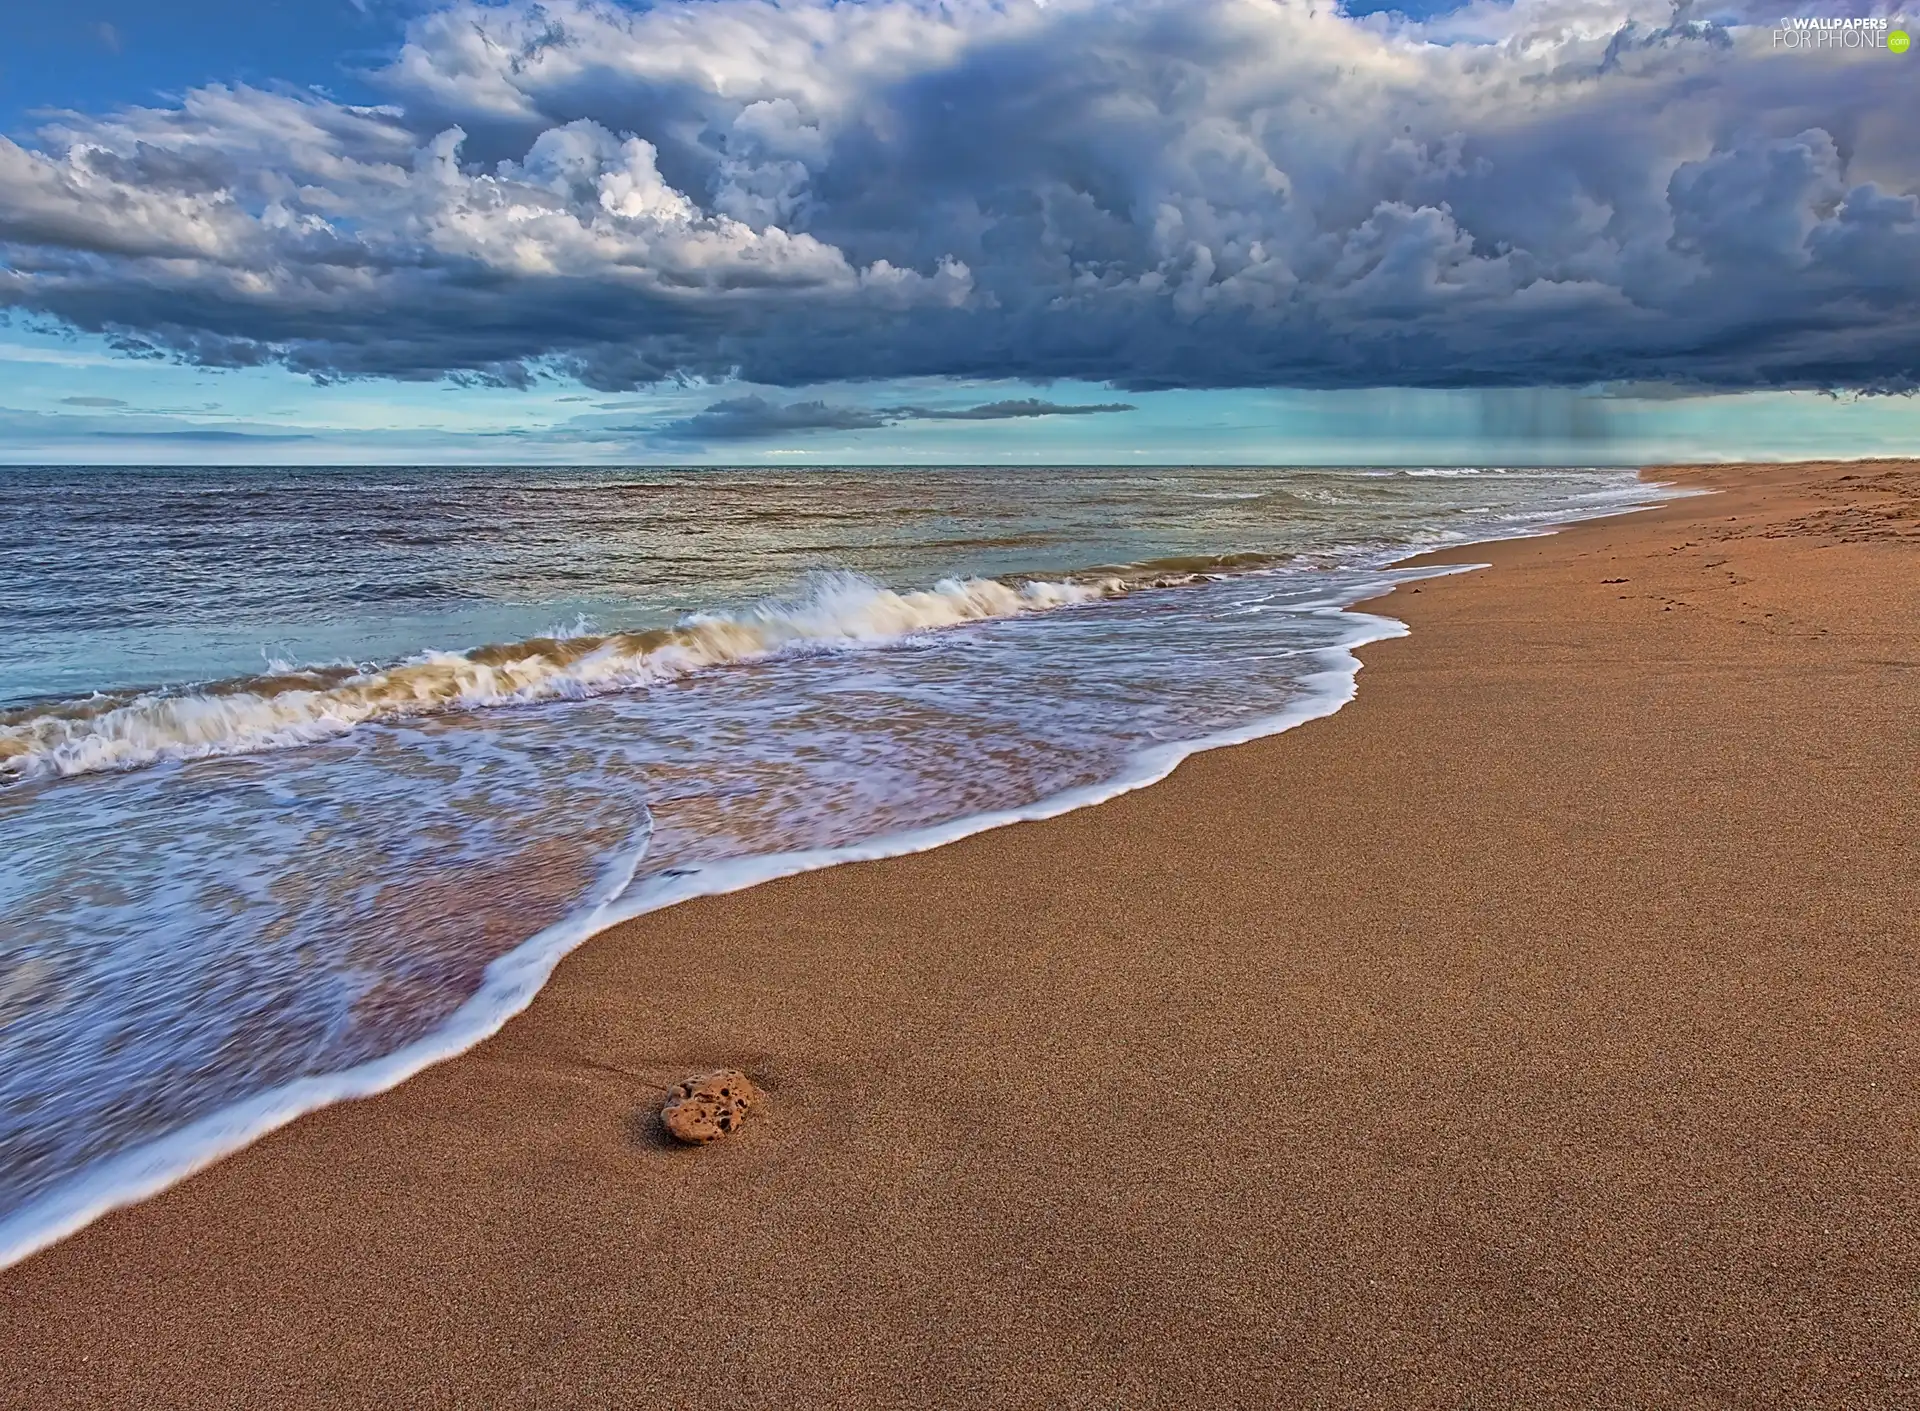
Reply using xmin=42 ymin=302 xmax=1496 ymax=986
xmin=4 ymin=461 xmax=1919 ymax=1409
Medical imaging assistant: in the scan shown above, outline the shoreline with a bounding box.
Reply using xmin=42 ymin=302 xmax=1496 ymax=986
xmin=0 ymin=486 xmax=1656 ymax=1274
xmin=5 ymin=459 xmax=1919 ymax=1407
xmin=0 ymin=604 xmax=1412 ymax=1275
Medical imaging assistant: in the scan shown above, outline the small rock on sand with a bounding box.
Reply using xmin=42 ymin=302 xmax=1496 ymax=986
xmin=661 ymin=1070 xmax=759 ymax=1144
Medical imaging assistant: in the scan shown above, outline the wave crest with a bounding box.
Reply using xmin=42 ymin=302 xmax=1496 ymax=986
xmin=1 ymin=571 xmax=1128 ymax=784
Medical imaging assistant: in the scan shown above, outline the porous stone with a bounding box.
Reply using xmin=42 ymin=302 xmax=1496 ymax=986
xmin=661 ymin=1069 xmax=759 ymax=1144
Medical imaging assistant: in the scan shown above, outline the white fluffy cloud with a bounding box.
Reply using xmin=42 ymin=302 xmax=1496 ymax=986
xmin=1 ymin=0 xmax=1915 ymax=390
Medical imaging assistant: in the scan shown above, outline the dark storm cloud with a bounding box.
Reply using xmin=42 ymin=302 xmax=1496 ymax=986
xmin=927 ymin=399 xmax=1137 ymax=421
xmin=657 ymin=396 xmax=892 ymax=441
xmin=655 ymin=394 xmax=1136 ymax=442
xmin=0 ymin=0 xmax=1916 ymax=393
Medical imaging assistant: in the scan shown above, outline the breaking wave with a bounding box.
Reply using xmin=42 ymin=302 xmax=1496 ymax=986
xmin=0 ymin=570 xmax=1134 ymax=783
xmin=0 ymin=544 xmax=1317 ymax=786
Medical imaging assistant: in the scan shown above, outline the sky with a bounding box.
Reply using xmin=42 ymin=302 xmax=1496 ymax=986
xmin=1 ymin=0 xmax=1916 ymax=464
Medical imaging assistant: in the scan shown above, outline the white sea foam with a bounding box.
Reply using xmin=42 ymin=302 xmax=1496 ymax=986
xmin=0 ymin=572 xmax=1123 ymax=784
xmin=0 ymin=469 xmax=1687 ymax=1273
xmin=0 ymin=566 xmax=1478 ymax=1273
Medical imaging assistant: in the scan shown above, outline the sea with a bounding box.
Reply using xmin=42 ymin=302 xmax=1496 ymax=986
xmin=0 ymin=462 xmax=1661 ymax=1265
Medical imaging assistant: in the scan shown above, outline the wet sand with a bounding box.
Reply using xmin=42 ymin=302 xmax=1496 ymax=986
xmin=4 ymin=460 xmax=1918 ymax=1409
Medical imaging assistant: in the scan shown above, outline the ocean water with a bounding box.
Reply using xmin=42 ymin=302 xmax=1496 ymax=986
xmin=0 ymin=463 xmax=1659 ymax=1265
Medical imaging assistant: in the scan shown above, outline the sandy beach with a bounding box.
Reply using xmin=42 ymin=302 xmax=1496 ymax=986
xmin=4 ymin=460 xmax=1918 ymax=1409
